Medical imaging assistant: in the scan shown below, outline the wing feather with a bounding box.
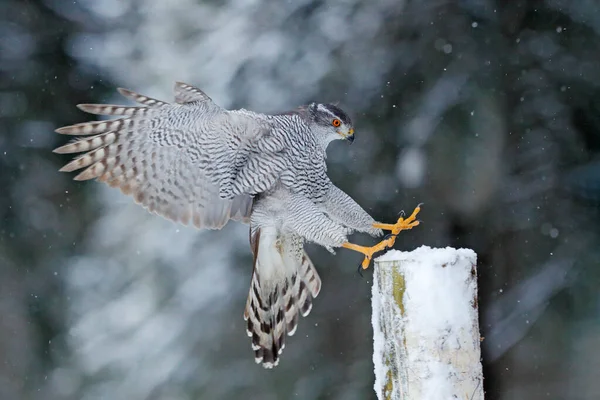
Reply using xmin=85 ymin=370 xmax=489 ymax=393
xmin=174 ymin=81 xmax=213 ymax=104
xmin=54 ymin=83 xmax=280 ymax=229
xmin=116 ymin=88 xmax=167 ymax=107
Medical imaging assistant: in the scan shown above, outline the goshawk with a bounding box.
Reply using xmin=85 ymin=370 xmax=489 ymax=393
xmin=54 ymin=82 xmax=420 ymax=368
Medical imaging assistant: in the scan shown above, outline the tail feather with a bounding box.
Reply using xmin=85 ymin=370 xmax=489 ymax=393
xmin=282 ymin=272 xmax=301 ymax=336
xmin=244 ymin=229 xmax=321 ymax=368
xmin=300 ymin=252 xmax=321 ymax=298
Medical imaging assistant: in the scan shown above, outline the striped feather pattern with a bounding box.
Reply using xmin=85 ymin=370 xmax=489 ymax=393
xmin=244 ymin=229 xmax=321 ymax=368
xmin=116 ymin=87 xmax=167 ymax=107
xmin=53 ymin=83 xmax=283 ymax=229
xmin=54 ymin=82 xmax=377 ymax=369
xmin=174 ymin=81 xmax=212 ymax=104
xmin=76 ymin=104 xmax=150 ymax=117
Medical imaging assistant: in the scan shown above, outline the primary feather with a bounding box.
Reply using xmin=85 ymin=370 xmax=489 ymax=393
xmin=54 ymin=83 xmax=269 ymax=229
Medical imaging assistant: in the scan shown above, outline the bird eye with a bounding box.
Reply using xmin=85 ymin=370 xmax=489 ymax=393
xmin=332 ymin=119 xmax=341 ymax=127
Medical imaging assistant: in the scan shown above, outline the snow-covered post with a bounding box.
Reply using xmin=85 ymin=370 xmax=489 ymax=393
xmin=371 ymin=246 xmax=484 ymax=400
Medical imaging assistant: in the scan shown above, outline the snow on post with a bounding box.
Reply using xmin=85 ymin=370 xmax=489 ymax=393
xmin=371 ymin=246 xmax=484 ymax=400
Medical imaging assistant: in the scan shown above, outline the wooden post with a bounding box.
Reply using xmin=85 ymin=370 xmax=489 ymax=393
xmin=371 ymin=246 xmax=484 ymax=400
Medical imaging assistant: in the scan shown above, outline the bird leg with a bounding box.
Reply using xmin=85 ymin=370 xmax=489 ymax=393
xmin=342 ymin=204 xmax=422 ymax=270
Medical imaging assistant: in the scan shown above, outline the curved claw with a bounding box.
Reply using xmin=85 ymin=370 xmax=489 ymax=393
xmin=383 ymin=233 xmax=397 ymax=241
xmin=346 ymin=204 xmax=423 ymax=273
xmin=356 ymin=263 xmax=364 ymax=277
xmin=373 ymin=204 xmax=422 ymax=233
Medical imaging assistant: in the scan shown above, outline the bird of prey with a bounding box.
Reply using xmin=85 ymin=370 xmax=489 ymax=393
xmin=54 ymin=82 xmax=420 ymax=368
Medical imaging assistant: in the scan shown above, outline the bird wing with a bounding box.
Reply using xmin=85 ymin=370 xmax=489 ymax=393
xmin=54 ymin=82 xmax=283 ymax=229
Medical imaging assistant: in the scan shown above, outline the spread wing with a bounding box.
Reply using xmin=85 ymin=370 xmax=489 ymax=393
xmin=54 ymin=82 xmax=284 ymax=229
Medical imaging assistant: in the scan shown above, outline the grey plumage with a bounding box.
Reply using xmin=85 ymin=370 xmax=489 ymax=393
xmin=54 ymin=82 xmax=382 ymax=368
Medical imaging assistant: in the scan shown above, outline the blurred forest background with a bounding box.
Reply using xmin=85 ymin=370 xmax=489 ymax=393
xmin=2 ymin=0 xmax=600 ymax=399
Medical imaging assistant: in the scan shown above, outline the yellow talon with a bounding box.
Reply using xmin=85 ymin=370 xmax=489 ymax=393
xmin=372 ymin=204 xmax=421 ymax=248
xmin=343 ymin=236 xmax=396 ymax=269
xmin=343 ymin=204 xmax=422 ymax=269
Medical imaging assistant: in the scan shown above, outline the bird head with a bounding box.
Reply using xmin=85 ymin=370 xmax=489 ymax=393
xmin=307 ymin=103 xmax=354 ymax=146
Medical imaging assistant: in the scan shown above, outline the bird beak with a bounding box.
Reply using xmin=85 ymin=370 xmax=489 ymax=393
xmin=343 ymin=128 xmax=355 ymax=143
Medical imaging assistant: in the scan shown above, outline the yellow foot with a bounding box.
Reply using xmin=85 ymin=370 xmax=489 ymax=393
xmin=342 ymin=237 xmax=396 ymax=270
xmin=341 ymin=204 xmax=423 ymax=270
xmin=372 ymin=204 xmax=422 ymax=249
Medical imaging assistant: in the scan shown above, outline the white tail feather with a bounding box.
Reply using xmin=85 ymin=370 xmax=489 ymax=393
xmin=244 ymin=228 xmax=321 ymax=368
